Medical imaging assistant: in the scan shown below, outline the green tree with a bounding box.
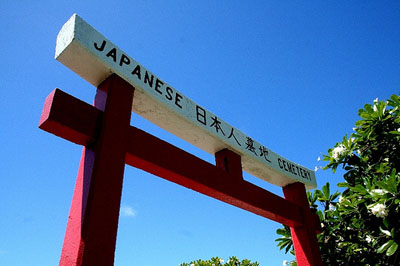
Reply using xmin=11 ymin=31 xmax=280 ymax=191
xmin=180 ymin=256 xmax=259 ymax=266
xmin=276 ymin=94 xmax=400 ymax=265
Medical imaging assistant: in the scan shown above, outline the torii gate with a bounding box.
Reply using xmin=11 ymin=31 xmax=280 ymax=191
xmin=39 ymin=14 xmax=323 ymax=266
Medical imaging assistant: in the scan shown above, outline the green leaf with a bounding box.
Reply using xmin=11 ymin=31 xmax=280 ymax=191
xmin=322 ymin=183 xmax=330 ymax=199
xmin=331 ymin=192 xmax=341 ymax=201
xmin=383 ymin=218 xmax=389 ymax=228
xmin=377 ymin=240 xmax=394 ymax=254
xmin=386 ymin=242 xmax=398 ymax=256
xmin=377 ymin=181 xmax=395 ymax=194
xmin=337 ymin=182 xmax=349 ymax=188
xmin=350 ymin=185 xmax=366 ymax=193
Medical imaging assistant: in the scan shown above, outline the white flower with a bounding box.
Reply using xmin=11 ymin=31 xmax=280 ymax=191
xmin=317 ymin=156 xmax=321 ymax=161
xmin=370 ymin=189 xmax=388 ymax=196
xmin=370 ymin=203 xmax=388 ymax=218
xmin=381 ymin=229 xmax=391 ymax=236
xmin=357 ymin=149 xmax=362 ymax=155
xmin=338 ymin=196 xmax=344 ymax=203
xmin=329 ymin=204 xmax=335 ymax=211
xmin=373 ymin=104 xmax=378 ymax=112
xmin=190 ymin=264 xmax=195 ymax=266
xmin=397 ymin=128 xmax=400 ymax=132
xmin=374 ymin=98 xmax=379 ymax=104
xmin=353 ymin=127 xmax=357 ymax=131
xmin=332 ymin=144 xmax=346 ymax=162
xmin=219 ymin=258 xmax=224 ymax=263
xmin=314 ymin=166 xmax=319 ymax=172
xmin=366 ymin=235 xmax=373 ymax=243
xmin=338 ymin=195 xmax=348 ymax=205
xmin=283 ymin=260 xmax=288 ymax=266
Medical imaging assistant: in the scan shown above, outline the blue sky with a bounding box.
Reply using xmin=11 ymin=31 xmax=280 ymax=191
xmin=1 ymin=1 xmax=399 ymax=265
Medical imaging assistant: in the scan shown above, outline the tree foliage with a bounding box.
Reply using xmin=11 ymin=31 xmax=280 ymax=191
xmin=180 ymin=256 xmax=259 ymax=266
xmin=276 ymin=94 xmax=400 ymax=265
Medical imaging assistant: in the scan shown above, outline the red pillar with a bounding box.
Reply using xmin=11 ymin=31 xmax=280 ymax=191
xmin=283 ymin=182 xmax=323 ymax=266
xmin=59 ymin=75 xmax=134 ymax=266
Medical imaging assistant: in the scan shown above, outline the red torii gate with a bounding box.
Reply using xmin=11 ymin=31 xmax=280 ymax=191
xmin=39 ymin=74 xmax=322 ymax=266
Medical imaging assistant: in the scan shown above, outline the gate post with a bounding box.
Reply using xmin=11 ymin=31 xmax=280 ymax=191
xmin=59 ymin=75 xmax=134 ymax=266
xmin=283 ymin=182 xmax=323 ymax=266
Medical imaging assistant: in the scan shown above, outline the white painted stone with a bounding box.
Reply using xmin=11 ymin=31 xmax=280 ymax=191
xmin=55 ymin=14 xmax=317 ymax=189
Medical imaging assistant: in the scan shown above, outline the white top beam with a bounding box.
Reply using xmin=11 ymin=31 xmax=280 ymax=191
xmin=55 ymin=14 xmax=317 ymax=189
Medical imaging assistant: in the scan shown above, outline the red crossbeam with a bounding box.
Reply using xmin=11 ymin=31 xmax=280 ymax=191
xmin=39 ymin=87 xmax=322 ymax=229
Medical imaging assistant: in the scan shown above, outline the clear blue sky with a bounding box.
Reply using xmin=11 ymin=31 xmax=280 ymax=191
xmin=1 ymin=1 xmax=399 ymax=265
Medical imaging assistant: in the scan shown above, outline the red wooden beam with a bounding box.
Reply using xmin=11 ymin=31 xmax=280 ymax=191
xmin=39 ymin=87 xmax=322 ymax=230
xmin=125 ymin=126 xmax=303 ymax=227
xmin=54 ymin=75 xmax=134 ymax=265
xmin=283 ymin=183 xmax=323 ymax=266
xmin=39 ymin=88 xmax=101 ymax=146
